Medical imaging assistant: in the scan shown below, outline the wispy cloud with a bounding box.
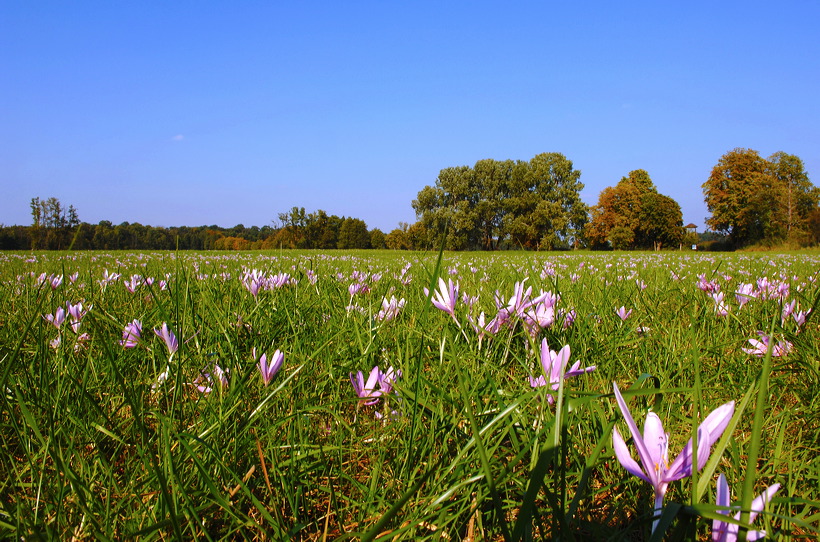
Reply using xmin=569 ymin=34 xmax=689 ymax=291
xmin=171 ymin=134 xmax=184 ymax=142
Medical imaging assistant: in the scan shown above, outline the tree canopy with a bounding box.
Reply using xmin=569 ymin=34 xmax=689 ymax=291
xmin=412 ymin=153 xmax=588 ymax=250
xmin=585 ymin=170 xmax=684 ymax=250
xmin=703 ymin=148 xmax=819 ymax=247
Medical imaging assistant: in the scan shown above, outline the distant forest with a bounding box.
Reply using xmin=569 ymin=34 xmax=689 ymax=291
xmin=4 ymin=148 xmax=819 ymax=251
xmin=0 ymin=202 xmax=394 ymax=251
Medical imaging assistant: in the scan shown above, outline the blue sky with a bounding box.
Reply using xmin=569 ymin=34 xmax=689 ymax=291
xmin=2 ymin=1 xmax=819 ymax=233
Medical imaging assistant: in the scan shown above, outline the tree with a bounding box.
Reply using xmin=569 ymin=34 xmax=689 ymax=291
xmin=369 ymin=228 xmax=386 ymax=249
xmin=503 ymin=153 xmax=587 ymax=249
xmin=703 ymin=148 xmax=818 ymax=247
xmin=703 ymin=149 xmax=771 ymax=246
xmin=385 ymin=225 xmax=411 ymax=250
xmin=29 ymin=196 xmax=80 ymax=249
xmin=337 ymin=218 xmax=370 ymax=249
xmin=767 ymin=152 xmax=819 ymax=241
xmin=412 ymin=153 xmax=587 ymax=250
xmin=586 ymin=170 xmax=684 ymax=250
xmin=636 ymin=192 xmax=684 ymax=250
xmin=277 ymin=207 xmax=307 ymax=247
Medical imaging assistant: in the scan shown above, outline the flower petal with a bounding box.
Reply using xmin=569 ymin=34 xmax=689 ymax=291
xmin=552 ymin=344 xmax=571 ymax=381
xmin=613 ymin=426 xmax=651 ymax=483
xmin=748 ymin=483 xmax=780 ymax=524
xmin=713 ymin=473 xmax=731 ymax=542
xmin=642 ymin=412 xmax=667 ymax=475
xmin=668 ymin=401 xmax=735 ymax=478
xmin=613 ymin=383 xmax=660 ymax=487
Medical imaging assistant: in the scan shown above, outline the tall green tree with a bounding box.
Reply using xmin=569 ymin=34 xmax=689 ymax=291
xmin=504 ymin=153 xmax=587 ymax=249
xmin=766 ymin=151 xmax=819 ymax=240
xmin=412 ymin=153 xmax=587 ymax=250
xmin=337 ymin=218 xmax=370 ymax=249
xmin=29 ymin=196 xmax=80 ymax=249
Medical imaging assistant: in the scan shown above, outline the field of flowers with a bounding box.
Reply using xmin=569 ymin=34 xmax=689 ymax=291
xmin=1 ymin=249 xmax=819 ymax=540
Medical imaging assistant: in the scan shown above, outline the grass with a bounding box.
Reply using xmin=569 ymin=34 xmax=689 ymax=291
xmin=0 ymin=249 xmax=818 ymax=540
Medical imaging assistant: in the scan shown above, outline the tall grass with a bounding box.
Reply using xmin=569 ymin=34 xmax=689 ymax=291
xmin=0 ymin=250 xmax=818 ymax=540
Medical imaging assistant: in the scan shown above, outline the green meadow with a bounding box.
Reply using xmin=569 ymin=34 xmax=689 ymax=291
xmin=1 ymin=250 xmax=818 ymax=540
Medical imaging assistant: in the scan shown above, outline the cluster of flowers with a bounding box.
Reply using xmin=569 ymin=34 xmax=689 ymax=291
xmin=119 ymin=318 xmax=286 ymax=393
xmin=425 ymin=278 xmax=574 ymax=344
xmin=613 ymin=383 xmax=780 ymax=540
xmin=43 ymin=301 xmax=91 ymax=350
xmin=240 ymin=268 xmax=296 ymax=296
xmin=422 ymin=277 xmax=784 ymax=539
xmin=693 ymin=273 xmax=808 ymax=356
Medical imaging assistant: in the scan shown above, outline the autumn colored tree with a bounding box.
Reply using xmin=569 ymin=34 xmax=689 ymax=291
xmin=703 ymin=148 xmax=818 ymax=246
xmin=585 ymin=170 xmax=684 ymax=250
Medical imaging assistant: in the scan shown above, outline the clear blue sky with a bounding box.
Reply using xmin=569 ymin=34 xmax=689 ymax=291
xmin=2 ymin=1 xmax=819 ymax=233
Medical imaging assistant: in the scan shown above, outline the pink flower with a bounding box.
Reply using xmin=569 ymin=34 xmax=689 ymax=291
xmin=734 ymin=283 xmax=755 ymax=307
xmin=44 ymin=307 xmax=66 ymax=329
xmin=615 ymin=306 xmax=632 ymax=321
xmin=378 ymin=366 xmax=401 ymax=394
xmin=713 ymin=473 xmax=780 ymax=542
xmin=612 ymin=383 xmax=735 ymax=534
xmin=742 ymin=332 xmax=792 ymax=357
xmin=376 ymin=296 xmax=405 ymax=322
xmin=153 ymin=323 xmax=178 ymax=355
xmin=424 ymin=278 xmax=459 ymax=321
xmin=195 ymin=365 xmax=228 ymax=394
xmin=350 ymin=366 xmax=383 ymax=406
xmin=119 ymin=319 xmax=142 ymax=348
xmin=711 ymin=292 xmax=730 ymax=317
xmin=697 ymin=274 xmax=720 ymax=293
xmin=529 ymin=339 xmax=595 ymax=403
xmin=66 ymin=302 xmax=88 ymax=334
xmin=256 ymin=347 xmax=284 ymax=386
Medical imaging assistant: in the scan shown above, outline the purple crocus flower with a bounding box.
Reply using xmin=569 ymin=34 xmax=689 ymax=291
xmin=256 ymin=347 xmax=284 ymax=386
xmin=522 ymin=293 xmax=559 ymax=334
xmin=424 ymin=277 xmax=459 ymax=322
xmin=348 ymin=282 xmax=370 ymax=295
xmin=376 ymin=296 xmax=405 ymax=322
xmin=44 ymin=307 xmax=66 ymax=329
xmin=612 ymin=382 xmax=735 ymax=533
xmin=713 ymin=473 xmax=780 ymax=542
xmin=528 ymin=339 xmax=595 ymax=403
xmin=734 ymin=283 xmax=755 ymax=307
xmin=154 ymin=323 xmax=178 ymax=355
xmin=123 ymin=275 xmax=142 ymax=293
xmin=504 ymin=279 xmax=534 ymax=318
xmin=711 ymin=292 xmax=730 ymax=317
xmin=792 ymin=307 xmax=811 ymax=329
xmin=742 ymin=332 xmax=792 ymax=358
xmin=195 ymin=365 xmax=228 ymax=394
xmin=615 ymin=306 xmax=633 ymax=321
xmin=350 ymin=366 xmax=383 ymax=406
xmin=378 ymin=366 xmax=401 ymax=394
xmin=66 ymin=302 xmax=88 ymax=334
xmin=50 ymin=274 xmax=63 ymax=289
xmin=119 ymin=319 xmax=142 ymax=348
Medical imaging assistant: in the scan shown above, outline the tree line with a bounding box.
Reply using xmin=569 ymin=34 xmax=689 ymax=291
xmin=4 ymin=147 xmax=819 ymax=251
xmin=0 ymin=202 xmax=389 ymax=251
xmin=411 ymin=148 xmax=820 ymax=251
